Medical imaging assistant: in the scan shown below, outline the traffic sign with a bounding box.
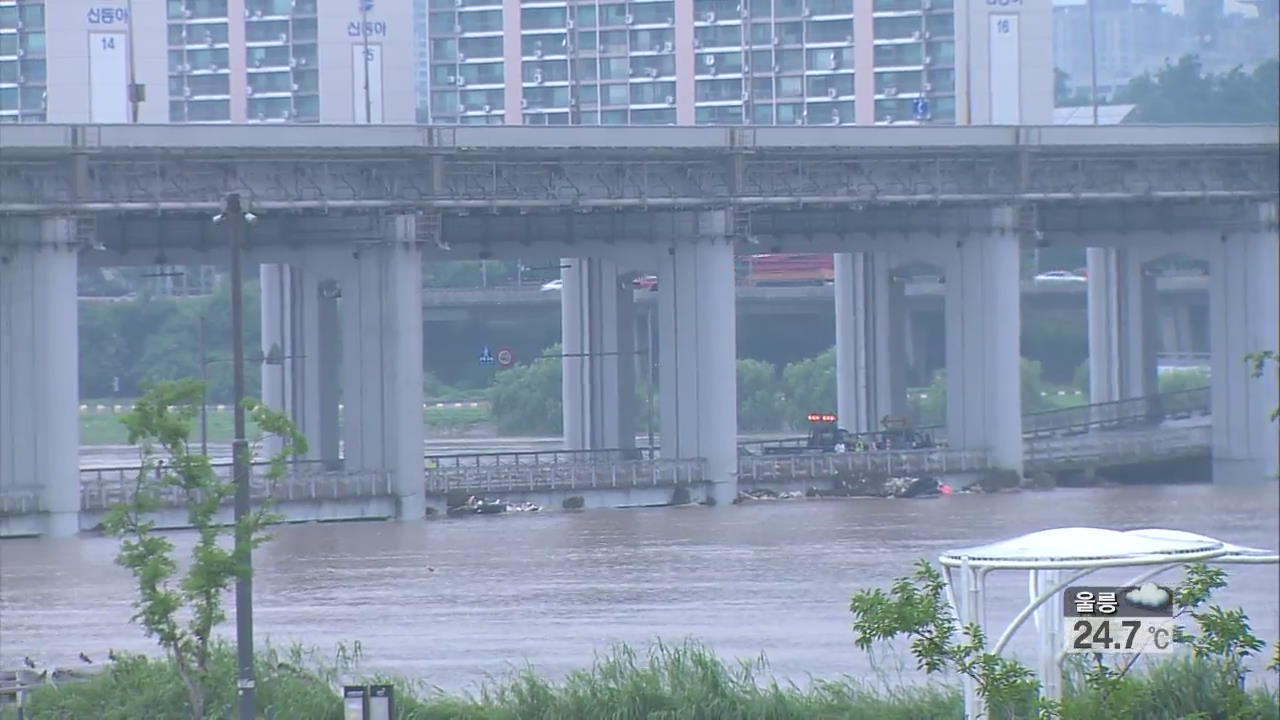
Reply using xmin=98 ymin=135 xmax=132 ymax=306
xmin=912 ymin=97 xmax=930 ymax=120
xmin=479 ymin=346 xmax=496 ymax=366
xmin=496 ymin=347 xmax=514 ymax=367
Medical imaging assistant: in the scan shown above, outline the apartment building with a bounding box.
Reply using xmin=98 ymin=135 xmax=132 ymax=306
xmin=421 ymin=0 xmax=1053 ymax=126
xmin=0 ymin=0 xmax=416 ymax=124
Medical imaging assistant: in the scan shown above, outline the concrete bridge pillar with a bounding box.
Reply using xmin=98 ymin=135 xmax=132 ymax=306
xmin=560 ymin=258 xmax=636 ymax=451
xmin=656 ymin=213 xmax=738 ymax=504
xmin=336 ymin=218 xmax=425 ymax=519
xmin=1209 ymin=207 xmax=1279 ymax=481
xmin=833 ymin=252 xmax=909 ymax=434
xmin=0 ymin=218 xmax=80 ymax=537
xmin=944 ymin=213 xmax=1023 ymax=475
xmin=259 ymin=264 xmax=341 ymax=463
xmin=1087 ymin=247 xmax=1160 ymax=405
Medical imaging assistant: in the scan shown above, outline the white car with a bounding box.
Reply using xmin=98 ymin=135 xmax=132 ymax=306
xmin=540 ymin=279 xmax=563 ymax=291
xmin=1033 ymin=271 xmax=1087 ymax=283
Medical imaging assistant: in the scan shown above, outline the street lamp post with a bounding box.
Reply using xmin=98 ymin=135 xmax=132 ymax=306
xmin=360 ymin=0 xmax=373 ymax=124
xmin=1087 ymin=0 xmax=1100 ymax=125
xmin=215 ymin=192 xmax=257 ymax=720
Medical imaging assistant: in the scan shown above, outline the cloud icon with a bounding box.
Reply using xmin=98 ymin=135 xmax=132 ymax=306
xmin=1125 ymin=582 xmax=1173 ymax=610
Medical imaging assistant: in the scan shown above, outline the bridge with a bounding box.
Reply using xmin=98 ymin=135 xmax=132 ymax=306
xmin=0 ymin=389 xmax=1210 ymax=536
xmin=1 ymin=124 xmax=1276 ymax=537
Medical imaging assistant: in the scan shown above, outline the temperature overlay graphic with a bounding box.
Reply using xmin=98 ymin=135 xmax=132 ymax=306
xmin=1063 ymin=584 xmax=1176 ymax=654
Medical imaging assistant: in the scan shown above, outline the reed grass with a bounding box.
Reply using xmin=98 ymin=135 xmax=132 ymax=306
xmin=7 ymin=641 xmax=1276 ymax=720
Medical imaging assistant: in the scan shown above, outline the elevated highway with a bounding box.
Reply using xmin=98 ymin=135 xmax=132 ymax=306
xmin=2 ymin=124 xmax=1275 ymax=536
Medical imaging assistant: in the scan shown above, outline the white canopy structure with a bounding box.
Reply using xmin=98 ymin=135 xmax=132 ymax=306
xmin=937 ymin=527 xmax=1278 ymax=719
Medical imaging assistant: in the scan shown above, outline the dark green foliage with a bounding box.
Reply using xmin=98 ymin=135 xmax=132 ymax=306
xmin=1121 ymin=55 xmax=1279 ymax=123
xmin=486 ymin=343 xmax=564 ymax=436
xmin=780 ymin=348 xmax=837 ymax=429
xmin=737 ymin=358 xmax=786 ymax=432
xmin=79 ymin=283 xmax=262 ymax=403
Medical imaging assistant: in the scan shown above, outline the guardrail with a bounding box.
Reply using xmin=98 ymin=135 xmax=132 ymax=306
xmin=77 ymin=465 xmax=389 ymax=512
xmin=0 ymin=488 xmax=42 ymax=515
xmin=425 ymin=446 xmax=658 ymax=468
xmin=739 ymin=388 xmax=1210 ymax=454
xmin=1022 ymin=387 xmax=1209 ymax=437
xmin=738 ymin=448 xmax=989 ymax=483
xmin=424 ymin=458 xmax=703 ymax=495
xmin=78 ymin=459 xmax=333 ymax=486
xmin=1024 ymin=425 xmax=1211 ymax=471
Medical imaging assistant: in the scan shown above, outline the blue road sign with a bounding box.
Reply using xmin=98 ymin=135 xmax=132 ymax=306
xmin=479 ymin=346 xmax=496 ymax=366
xmin=912 ymin=98 xmax=929 ymax=120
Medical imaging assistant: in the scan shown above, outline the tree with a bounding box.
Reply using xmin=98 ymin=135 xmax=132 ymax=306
xmin=1121 ymin=55 xmax=1279 ymax=123
xmin=1246 ymin=350 xmax=1279 ymax=422
xmin=105 ymin=380 xmax=306 ymax=719
xmin=78 ymin=281 xmax=261 ymax=402
xmin=781 ymin=348 xmax=836 ymax=429
xmin=1054 ymin=68 xmax=1093 ymax=107
xmin=737 ymin=359 xmax=785 ymax=432
xmin=487 ymin=343 xmax=564 ymax=436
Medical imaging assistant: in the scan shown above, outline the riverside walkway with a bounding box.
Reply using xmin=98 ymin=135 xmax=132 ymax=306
xmin=0 ymin=389 xmax=1210 ymax=534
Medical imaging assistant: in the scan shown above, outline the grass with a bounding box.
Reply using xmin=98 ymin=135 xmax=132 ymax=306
xmin=79 ymin=406 xmax=491 ymax=445
xmin=7 ymin=641 xmax=1276 ymax=720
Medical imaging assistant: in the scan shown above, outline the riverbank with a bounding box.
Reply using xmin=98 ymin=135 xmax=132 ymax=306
xmin=5 ymin=641 xmax=1275 ymax=720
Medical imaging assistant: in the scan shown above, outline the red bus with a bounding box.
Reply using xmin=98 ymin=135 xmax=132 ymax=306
xmin=738 ymin=254 xmax=835 ymax=286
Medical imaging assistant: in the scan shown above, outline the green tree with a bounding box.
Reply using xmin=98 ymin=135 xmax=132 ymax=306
xmin=487 ymin=343 xmax=563 ymax=436
xmin=105 ymin=380 xmax=305 ymax=719
xmin=79 ymin=282 xmax=262 ymax=402
xmin=737 ymin=358 xmax=785 ymax=432
xmin=781 ymin=348 xmax=836 ymax=429
xmin=1246 ymin=350 xmax=1279 ymax=422
xmin=909 ymin=359 xmax=1050 ymax=426
xmin=1121 ymin=55 xmax=1279 ymax=123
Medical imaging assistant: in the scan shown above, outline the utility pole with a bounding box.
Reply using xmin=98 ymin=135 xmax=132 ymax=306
xmin=1087 ymin=0 xmax=1100 ymax=125
xmin=126 ymin=0 xmax=140 ymax=122
xmin=360 ymin=0 xmax=373 ymax=123
xmin=220 ymin=192 xmax=256 ymax=720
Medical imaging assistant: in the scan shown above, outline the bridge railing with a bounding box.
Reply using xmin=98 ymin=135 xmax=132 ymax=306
xmin=78 ymin=458 xmax=336 ymax=486
xmin=424 ymin=447 xmax=658 ymax=468
xmin=1024 ymin=425 xmax=1211 ymax=469
xmin=78 ymin=464 xmax=388 ymax=512
xmin=738 ymin=447 xmax=989 ymax=483
xmin=425 ymin=458 xmax=704 ymax=495
xmin=0 ymin=488 xmax=43 ymax=515
xmin=1022 ymin=387 xmax=1209 ymax=437
xmin=737 ymin=425 xmax=945 ymax=456
xmin=738 ymin=388 xmax=1210 ymax=455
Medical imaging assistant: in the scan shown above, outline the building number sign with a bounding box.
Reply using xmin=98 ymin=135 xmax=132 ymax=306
xmin=348 ymin=21 xmax=388 ymax=37
xmin=88 ymin=7 xmax=129 ymax=24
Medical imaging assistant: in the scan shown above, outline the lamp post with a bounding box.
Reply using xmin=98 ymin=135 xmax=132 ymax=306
xmin=360 ymin=0 xmax=373 ymax=123
xmin=1087 ymin=0 xmax=1100 ymax=125
xmin=213 ymin=192 xmax=258 ymax=720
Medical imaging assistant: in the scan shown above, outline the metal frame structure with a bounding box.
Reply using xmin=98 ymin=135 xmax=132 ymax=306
xmin=937 ymin=528 xmax=1278 ymax=719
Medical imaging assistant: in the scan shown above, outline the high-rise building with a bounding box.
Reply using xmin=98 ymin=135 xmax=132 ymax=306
xmin=422 ymin=0 xmax=1053 ymax=126
xmin=0 ymin=0 xmax=416 ymax=124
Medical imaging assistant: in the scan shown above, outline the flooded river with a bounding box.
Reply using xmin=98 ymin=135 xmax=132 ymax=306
xmin=2 ymin=483 xmax=1276 ymax=692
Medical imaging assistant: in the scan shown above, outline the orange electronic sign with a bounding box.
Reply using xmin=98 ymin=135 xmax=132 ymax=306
xmin=807 ymin=413 xmax=838 ymax=423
